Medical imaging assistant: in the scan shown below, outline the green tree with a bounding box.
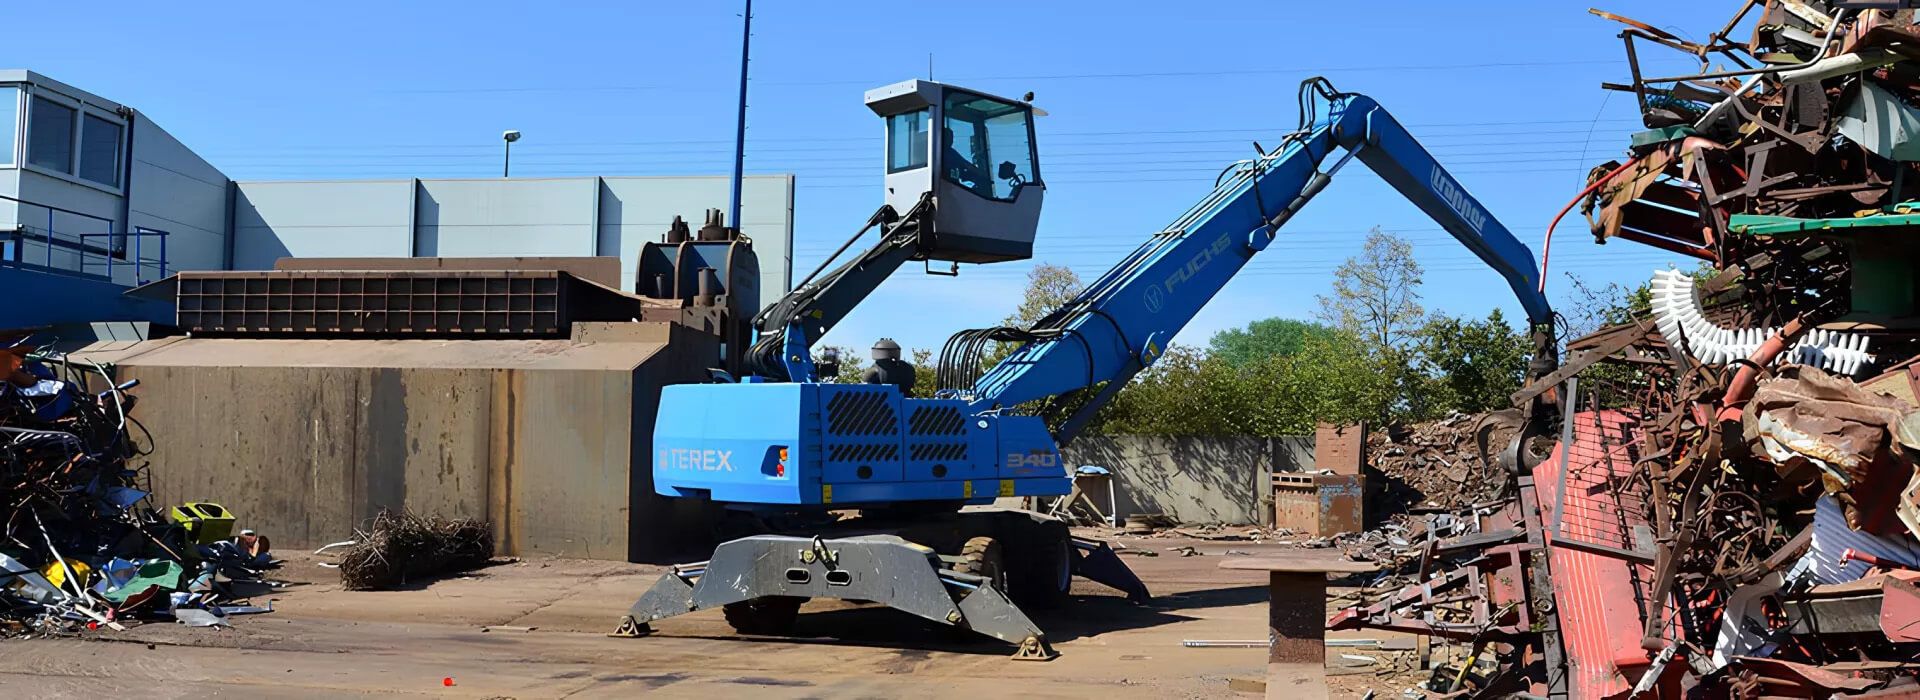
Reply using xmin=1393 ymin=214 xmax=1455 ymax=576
xmin=1562 ymin=273 xmax=1655 ymax=342
xmin=813 ymin=345 xmax=864 ymax=384
xmin=1007 ymin=263 xmax=1086 ymax=327
xmin=1096 ymin=329 xmax=1398 ymax=437
xmin=1098 ymin=345 xmax=1239 ymax=435
xmin=1315 ymin=228 xmax=1424 ymax=353
xmin=910 ymin=348 xmax=937 ymax=398
xmin=1207 ymin=318 xmax=1335 ymax=367
xmin=1412 ymin=309 xmax=1529 ymax=415
xmin=979 ymin=263 xmax=1087 ymax=373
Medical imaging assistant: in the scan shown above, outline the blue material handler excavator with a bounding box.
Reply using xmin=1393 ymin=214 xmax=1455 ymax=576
xmin=617 ymin=77 xmax=1560 ymax=660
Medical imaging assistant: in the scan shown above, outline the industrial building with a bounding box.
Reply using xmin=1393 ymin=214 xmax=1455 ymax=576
xmin=0 ymin=69 xmax=794 ymax=561
xmin=0 ymin=69 xmax=795 ymax=329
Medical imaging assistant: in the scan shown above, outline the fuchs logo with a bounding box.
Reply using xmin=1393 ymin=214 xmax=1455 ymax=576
xmin=1430 ymin=167 xmax=1487 ymax=235
xmin=659 ymin=448 xmax=733 ymax=471
xmin=1147 ymin=232 xmax=1233 ymax=313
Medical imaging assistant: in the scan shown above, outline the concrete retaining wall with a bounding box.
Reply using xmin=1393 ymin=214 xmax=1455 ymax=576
xmin=73 ymin=322 xmax=722 ymax=562
xmin=1062 ymin=435 xmax=1313 ymax=525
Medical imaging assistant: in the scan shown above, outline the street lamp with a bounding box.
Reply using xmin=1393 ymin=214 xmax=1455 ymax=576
xmin=501 ymin=130 xmax=521 ymax=177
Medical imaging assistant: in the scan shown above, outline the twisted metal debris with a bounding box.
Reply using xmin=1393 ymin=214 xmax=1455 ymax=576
xmin=1334 ymin=3 xmax=1920 ymax=696
xmin=0 ymin=334 xmax=276 ymax=636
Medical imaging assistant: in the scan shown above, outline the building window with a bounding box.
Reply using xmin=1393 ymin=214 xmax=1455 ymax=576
xmin=0 ymin=87 xmax=17 ymax=167
xmin=27 ymin=97 xmax=75 ymax=174
xmin=79 ymin=114 xmax=121 ymax=186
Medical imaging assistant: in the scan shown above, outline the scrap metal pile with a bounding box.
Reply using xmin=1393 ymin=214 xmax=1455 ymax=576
xmin=1336 ymin=3 xmax=1920 ymax=696
xmin=1368 ymin=413 xmax=1519 ymax=513
xmin=0 ymin=339 xmax=275 ymax=635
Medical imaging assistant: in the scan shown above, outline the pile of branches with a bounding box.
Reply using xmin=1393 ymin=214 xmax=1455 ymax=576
xmin=337 ymin=509 xmax=493 ymax=591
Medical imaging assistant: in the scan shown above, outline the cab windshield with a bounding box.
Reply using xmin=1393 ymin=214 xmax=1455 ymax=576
xmin=941 ymin=91 xmax=1037 ymax=200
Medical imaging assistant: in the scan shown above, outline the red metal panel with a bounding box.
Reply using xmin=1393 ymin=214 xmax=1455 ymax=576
xmin=1532 ymin=410 xmax=1659 ymax=699
xmin=1313 ymin=422 xmax=1366 ymax=475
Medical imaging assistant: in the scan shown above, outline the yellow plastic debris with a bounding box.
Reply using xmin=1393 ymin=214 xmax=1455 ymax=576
xmin=41 ymin=558 xmax=90 ymax=590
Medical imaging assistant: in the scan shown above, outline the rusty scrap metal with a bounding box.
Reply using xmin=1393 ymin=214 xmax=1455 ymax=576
xmin=1332 ymin=4 xmax=1920 ymax=695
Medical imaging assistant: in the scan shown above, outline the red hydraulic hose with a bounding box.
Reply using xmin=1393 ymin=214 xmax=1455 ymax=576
xmin=1538 ymin=155 xmax=1645 ymax=293
xmin=1716 ymin=317 xmax=1808 ymax=423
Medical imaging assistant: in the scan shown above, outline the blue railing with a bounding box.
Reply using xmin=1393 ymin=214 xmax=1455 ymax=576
xmin=0 ymin=193 xmax=171 ymax=286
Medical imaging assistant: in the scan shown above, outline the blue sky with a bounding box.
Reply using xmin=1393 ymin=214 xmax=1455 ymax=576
xmin=12 ymin=1 xmax=1733 ymax=352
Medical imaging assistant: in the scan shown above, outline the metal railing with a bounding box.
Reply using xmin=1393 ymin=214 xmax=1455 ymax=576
xmin=0 ymin=192 xmax=171 ymax=285
xmin=76 ymin=229 xmax=170 ymax=286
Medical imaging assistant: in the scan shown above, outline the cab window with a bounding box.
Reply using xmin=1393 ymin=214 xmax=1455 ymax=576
xmin=941 ymin=91 xmax=1037 ymax=201
xmin=887 ymin=109 xmax=929 ymax=173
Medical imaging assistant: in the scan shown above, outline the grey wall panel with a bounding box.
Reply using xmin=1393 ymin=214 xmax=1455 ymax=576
xmin=232 ymin=180 xmax=414 ymax=268
xmin=127 ymin=116 xmax=231 ymax=273
xmin=231 ymin=174 xmax=796 ymax=312
xmin=416 ymin=178 xmax=596 ymax=257
xmin=1061 ymin=435 xmax=1315 ymax=525
xmin=13 ymin=170 xmax=128 ymax=281
xmin=0 ymin=169 xmax=19 ymax=230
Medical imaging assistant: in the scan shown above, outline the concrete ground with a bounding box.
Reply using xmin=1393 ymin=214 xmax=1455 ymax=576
xmin=0 ymin=534 xmax=1427 ymax=699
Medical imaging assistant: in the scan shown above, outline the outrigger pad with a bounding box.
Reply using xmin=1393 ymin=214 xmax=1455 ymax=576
xmin=1012 ymin=634 xmax=1059 ymax=662
xmin=1070 ymin=537 xmax=1151 ymax=603
xmin=617 ymin=534 xmax=1053 ymax=657
xmin=609 ymin=615 xmax=652 ymax=638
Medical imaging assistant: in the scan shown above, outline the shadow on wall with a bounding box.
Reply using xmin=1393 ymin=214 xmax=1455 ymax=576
xmin=1063 ymin=435 xmax=1313 ymax=525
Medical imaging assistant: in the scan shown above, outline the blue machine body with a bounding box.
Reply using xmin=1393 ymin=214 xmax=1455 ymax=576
xmin=654 ymin=382 xmax=1065 ymax=505
xmin=653 ymin=79 xmax=1555 ymax=510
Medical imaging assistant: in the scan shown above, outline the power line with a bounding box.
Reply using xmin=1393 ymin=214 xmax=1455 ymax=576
xmin=750 ymin=58 xmax=1672 ymax=87
xmin=196 ymin=120 xmax=1647 ymax=156
xmin=211 ymin=143 xmax=1625 ymax=169
xmin=210 ymin=132 xmax=1629 ymax=160
xmin=380 ymin=58 xmax=1676 ymax=95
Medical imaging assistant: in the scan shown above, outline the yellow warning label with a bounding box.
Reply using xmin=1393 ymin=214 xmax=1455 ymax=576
xmin=822 ymin=484 xmax=833 ymax=503
xmin=962 ymin=481 xmax=974 ymax=498
xmin=998 ymin=480 xmax=1015 ymax=497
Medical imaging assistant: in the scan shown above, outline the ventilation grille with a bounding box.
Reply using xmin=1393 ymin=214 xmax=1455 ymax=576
xmin=826 ymin=392 xmax=899 ymax=436
xmin=829 ymin=444 xmax=902 ymax=462
xmin=909 ymin=443 xmax=967 ymax=461
xmin=907 ymin=405 xmax=965 ymax=436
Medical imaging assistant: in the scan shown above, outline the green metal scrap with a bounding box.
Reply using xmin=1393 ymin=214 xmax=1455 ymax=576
xmin=1728 ymin=205 xmax=1920 ymax=237
xmin=1630 ymin=125 xmax=1698 ymax=151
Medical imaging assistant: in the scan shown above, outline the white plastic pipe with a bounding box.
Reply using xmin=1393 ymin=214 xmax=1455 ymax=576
xmin=1647 ymin=269 xmax=1873 ymax=375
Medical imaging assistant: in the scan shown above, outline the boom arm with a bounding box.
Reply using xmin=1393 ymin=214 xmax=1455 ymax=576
xmin=746 ymin=197 xmax=931 ymax=381
xmin=963 ymin=79 xmax=1556 ymax=433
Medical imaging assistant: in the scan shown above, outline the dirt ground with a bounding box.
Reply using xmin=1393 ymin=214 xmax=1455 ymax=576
xmin=0 ymin=533 xmax=1432 ymax=699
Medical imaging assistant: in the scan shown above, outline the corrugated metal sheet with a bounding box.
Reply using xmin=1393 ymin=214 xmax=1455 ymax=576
xmin=1534 ymin=410 xmax=1660 ymax=700
xmin=1797 ymin=494 xmax=1920 ymax=585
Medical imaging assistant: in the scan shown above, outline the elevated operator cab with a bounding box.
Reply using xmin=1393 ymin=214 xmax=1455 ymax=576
xmin=865 ymin=80 xmax=1043 ymax=264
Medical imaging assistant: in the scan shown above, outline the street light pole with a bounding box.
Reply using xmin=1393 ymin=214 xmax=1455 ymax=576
xmin=502 ymin=130 xmax=521 ymax=178
xmin=728 ymin=0 xmax=752 ymax=230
